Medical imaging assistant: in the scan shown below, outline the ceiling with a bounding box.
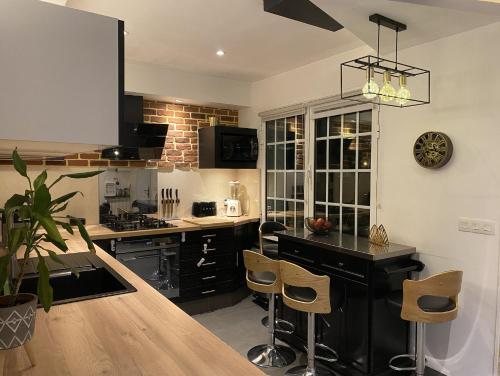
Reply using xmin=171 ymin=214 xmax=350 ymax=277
xmin=64 ymin=0 xmax=500 ymax=82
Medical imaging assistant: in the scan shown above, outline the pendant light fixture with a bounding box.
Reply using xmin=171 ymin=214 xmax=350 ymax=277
xmin=340 ymin=14 xmax=430 ymax=108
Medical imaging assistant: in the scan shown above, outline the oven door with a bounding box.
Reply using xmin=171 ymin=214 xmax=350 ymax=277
xmin=221 ymin=133 xmax=258 ymax=162
xmin=116 ymin=250 xmax=160 ymax=289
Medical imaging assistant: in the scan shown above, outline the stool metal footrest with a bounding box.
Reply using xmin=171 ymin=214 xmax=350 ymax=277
xmin=389 ymin=354 xmax=419 ymax=372
xmin=304 ymin=343 xmax=338 ymax=364
xmin=247 ymin=344 xmax=296 ymax=368
xmin=261 ymin=316 xmax=295 ymax=335
xmin=285 ymin=363 xmax=335 ymax=376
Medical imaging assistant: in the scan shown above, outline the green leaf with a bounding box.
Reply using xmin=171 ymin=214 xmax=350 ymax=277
xmin=55 ymin=220 xmax=74 ymax=235
xmin=33 ymin=184 xmax=51 ymax=215
xmin=50 ymin=191 xmax=80 ymax=207
xmin=44 ymin=250 xmax=79 ymax=278
xmin=72 ymin=218 xmax=95 ymax=252
xmin=36 ymin=215 xmax=67 ymax=252
xmin=49 ymin=170 xmax=103 ymax=188
xmin=0 ymin=255 xmax=11 ymax=295
xmin=4 ymin=194 xmax=27 ymax=212
xmin=7 ymin=227 xmax=25 ymax=254
xmin=36 ymin=255 xmax=53 ymax=312
xmin=51 ymin=202 xmax=68 ymax=214
xmin=12 ymin=149 xmax=27 ymax=177
xmin=33 ymin=170 xmax=48 ymax=190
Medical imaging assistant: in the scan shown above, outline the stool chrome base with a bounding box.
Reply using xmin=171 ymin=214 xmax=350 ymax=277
xmin=285 ymin=364 xmax=335 ymax=376
xmin=247 ymin=344 xmax=296 ymax=368
xmin=389 ymin=354 xmax=417 ymax=372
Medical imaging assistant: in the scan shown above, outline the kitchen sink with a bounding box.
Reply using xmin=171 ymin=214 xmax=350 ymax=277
xmin=18 ymin=252 xmax=137 ymax=306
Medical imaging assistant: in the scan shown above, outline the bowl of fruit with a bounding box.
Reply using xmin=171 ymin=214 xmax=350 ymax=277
xmin=305 ymin=217 xmax=333 ymax=235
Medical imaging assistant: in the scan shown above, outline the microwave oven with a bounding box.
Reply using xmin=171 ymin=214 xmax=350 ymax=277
xmin=198 ymin=126 xmax=258 ymax=169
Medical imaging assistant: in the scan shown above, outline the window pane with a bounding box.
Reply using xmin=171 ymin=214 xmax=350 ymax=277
xmin=315 ymin=173 xmax=326 ymax=202
xmin=276 ymin=144 xmax=285 ymax=170
xmin=316 ymin=117 xmax=327 ymax=138
xmin=342 ymin=207 xmax=355 ymax=235
xmin=266 ymin=120 xmax=275 ymax=143
xmin=276 ymin=200 xmax=285 ymax=224
xmin=329 ymin=115 xmax=341 ymax=137
xmin=328 ymin=173 xmax=340 ymax=203
xmin=328 ymin=205 xmax=340 ymax=233
xmin=314 ymin=204 xmax=326 ymax=220
xmin=342 ymin=172 xmax=355 ymax=205
xmin=286 ymin=143 xmax=295 ymax=170
xmin=329 ymin=139 xmax=341 ymax=169
xmin=316 ymin=140 xmax=327 ymax=169
xmin=286 ymin=117 xmax=296 ymax=141
xmin=267 ymin=172 xmax=275 ymax=197
xmin=285 ymin=201 xmax=295 ymax=228
xmin=266 ymin=145 xmax=275 ymax=170
xmin=343 ymin=138 xmax=356 ymax=169
xmin=358 ymin=136 xmax=371 ymax=169
xmin=296 ymin=115 xmax=305 ymax=140
xmin=276 ymin=119 xmax=285 ymax=142
xmin=359 ymin=111 xmax=372 ymax=133
xmin=296 ymin=140 xmax=305 ymax=170
xmin=358 ymin=172 xmax=370 ymax=206
xmin=266 ymin=199 xmax=275 ymax=220
xmin=343 ymin=113 xmax=357 ymax=136
xmin=357 ymin=209 xmax=370 ymax=238
xmin=286 ymin=172 xmax=294 ymax=199
xmin=296 ymin=202 xmax=304 ymax=229
xmin=296 ymin=172 xmax=304 ymax=200
xmin=276 ymin=172 xmax=284 ymax=198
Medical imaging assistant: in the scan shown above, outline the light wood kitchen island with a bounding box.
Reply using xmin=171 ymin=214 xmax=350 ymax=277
xmin=4 ymin=231 xmax=264 ymax=376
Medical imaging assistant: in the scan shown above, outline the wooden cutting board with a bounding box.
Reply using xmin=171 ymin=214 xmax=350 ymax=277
xmin=183 ymin=216 xmax=234 ymax=228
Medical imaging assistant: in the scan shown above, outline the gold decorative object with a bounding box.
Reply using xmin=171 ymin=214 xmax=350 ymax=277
xmin=369 ymin=224 xmax=389 ymax=246
xmin=413 ymin=132 xmax=453 ymax=169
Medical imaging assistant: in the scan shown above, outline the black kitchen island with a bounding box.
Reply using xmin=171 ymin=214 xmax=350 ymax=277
xmin=275 ymin=229 xmax=418 ymax=376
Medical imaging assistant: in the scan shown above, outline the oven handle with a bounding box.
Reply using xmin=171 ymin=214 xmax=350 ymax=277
xmin=119 ymin=254 xmax=159 ymax=262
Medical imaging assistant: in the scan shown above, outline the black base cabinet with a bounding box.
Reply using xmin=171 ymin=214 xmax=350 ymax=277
xmin=276 ymin=233 xmax=417 ymax=376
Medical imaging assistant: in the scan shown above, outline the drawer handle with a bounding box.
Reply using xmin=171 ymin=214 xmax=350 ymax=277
xmin=202 ymin=289 xmax=216 ymax=294
xmin=202 ymin=234 xmax=216 ymax=238
xmin=202 ymin=275 xmax=216 ymax=280
xmin=282 ymin=252 xmax=314 ymax=264
xmin=202 ymin=262 xmax=216 ymax=266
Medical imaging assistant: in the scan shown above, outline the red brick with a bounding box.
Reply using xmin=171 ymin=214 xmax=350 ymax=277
xmin=200 ymin=108 xmax=215 ymax=114
xmin=191 ymin=125 xmax=198 ymax=131
xmin=174 ymin=112 xmax=190 ymax=118
xmin=191 ymin=113 xmax=206 ymax=120
xmin=157 ymin=109 xmax=174 ymax=116
xmin=185 ymin=119 xmax=198 ymax=125
xmin=229 ymin=110 xmax=238 ymax=117
xmin=26 ymin=160 xmax=44 ymax=166
xmin=167 ymin=130 xmax=183 ymax=138
xmin=158 ymin=161 xmax=174 ymax=169
xmin=144 ymin=109 xmax=156 ymax=115
xmin=198 ymin=122 xmax=210 ymax=127
xmin=143 ymin=116 xmax=150 ymax=122
xmin=190 ymin=163 xmax=199 ymax=169
xmin=167 ymin=104 xmax=183 ymax=111
xmin=166 ymin=150 xmax=182 ymax=156
xmin=183 ymin=131 xmax=197 ymax=138
xmin=67 ymin=160 xmax=89 ymax=167
xmin=173 ymin=125 xmax=191 ymax=131
xmin=184 ymin=106 xmax=200 ymax=112
xmin=110 ymin=161 xmax=129 ymax=167
xmin=167 ymin=117 xmax=185 ymax=124
xmin=90 ymin=160 xmax=109 ymax=167
xmin=165 ymin=137 xmax=174 ymax=143
xmin=183 ymin=156 xmax=197 ymax=163
xmin=174 ymin=137 xmax=189 ymax=144
xmin=165 ymin=143 xmax=175 ymax=150
xmin=0 ymin=160 xmax=12 ymax=165
xmin=129 ymin=161 xmax=147 ymax=167
xmin=176 ymin=144 xmax=191 ymax=151
xmin=215 ymin=109 xmax=228 ymax=116
xmin=150 ymin=102 xmax=167 ymax=110
xmin=79 ymin=153 xmax=100 ymax=160
xmin=183 ymin=150 xmax=198 ymax=156
xmin=150 ymin=116 xmax=167 ymax=123
xmin=174 ymin=162 xmax=190 ymax=169
xmin=167 ymin=156 xmax=183 ymax=162
xmin=45 ymin=160 xmax=66 ymax=166
xmin=147 ymin=161 xmax=158 ymax=168
xmin=64 ymin=154 xmax=79 ymax=160
xmin=221 ymin=116 xmax=236 ymax=123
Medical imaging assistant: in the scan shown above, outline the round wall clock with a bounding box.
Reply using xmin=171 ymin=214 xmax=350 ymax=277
xmin=413 ymin=132 xmax=453 ymax=169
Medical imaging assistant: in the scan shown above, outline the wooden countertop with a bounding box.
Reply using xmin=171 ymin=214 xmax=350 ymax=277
xmin=5 ymin=231 xmax=264 ymax=376
xmin=87 ymin=215 xmax=260 ymax=240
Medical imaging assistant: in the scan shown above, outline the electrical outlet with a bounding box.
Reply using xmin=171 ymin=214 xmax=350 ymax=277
xmin=458 ymin=217 xmax=496 ymax=235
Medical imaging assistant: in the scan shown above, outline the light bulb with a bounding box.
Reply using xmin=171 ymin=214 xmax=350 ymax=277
xmin=379 ymin=71 xmax=396 ymax=102
xmin=362 ymin=67 xmax=379 ymax=99
xmin=395 ymin=75 xmax=411 ymax=106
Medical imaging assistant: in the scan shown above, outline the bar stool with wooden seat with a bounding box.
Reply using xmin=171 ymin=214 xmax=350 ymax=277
xmin=243 ymin=250 xmax=296 ymax=368
xmin=388 ymin=270 xmax=463 ymax=376
xmin=280 ymin=260 xmax=337 ymax=376
xmin=258 ymin=221 xmax=286 ymax=259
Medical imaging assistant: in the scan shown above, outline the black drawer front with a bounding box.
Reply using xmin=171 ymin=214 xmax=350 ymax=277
xmin=319 ymin=252 xmax=368 ymax=281
xmin=180 ymin=253 xmax=236 ymax=276
xmin=180 ymin=269 xmax=236 ymax=290
xmin=180 ymin=280 xmax=237 ymax=299
xmin=279 ymin=240 xmax=317 ymax=265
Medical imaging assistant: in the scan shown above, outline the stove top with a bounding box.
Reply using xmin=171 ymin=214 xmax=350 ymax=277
xmin=102 ymin=214 xmax=177 ymax=232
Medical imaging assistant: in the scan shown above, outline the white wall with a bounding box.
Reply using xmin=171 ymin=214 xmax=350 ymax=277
xmin=126 ymin=61 xmax=252 ymax=108
xmin=244 ymin=22 xmax=500 ymax=376
xmin=0 ymin=0 xmax=119 ymax=146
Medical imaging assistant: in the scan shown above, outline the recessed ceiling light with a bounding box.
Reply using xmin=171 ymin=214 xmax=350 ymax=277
xmin=175 ymin=99 xmax=183 ymax=103
xmin=216 ymin=50 xmax=225 ymax=57
xmin=123 ymin=30 xmax=129 ymax=36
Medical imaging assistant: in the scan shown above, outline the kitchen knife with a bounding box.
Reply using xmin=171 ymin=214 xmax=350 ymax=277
xmin=161 ymin=188 xmax=165 ymax=218
xmin=165 ymin=188 xmax=170 ymax=219
xmin=169 ymin=188 xmax=173 ymax=219
xmin=175 ymin=189 xmax=180 ymax=219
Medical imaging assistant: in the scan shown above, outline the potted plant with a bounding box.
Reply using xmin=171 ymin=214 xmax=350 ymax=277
xmin=0 ymin=149 xmax=102 ymax=355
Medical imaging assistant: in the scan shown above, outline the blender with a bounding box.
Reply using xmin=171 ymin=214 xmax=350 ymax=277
xmin=226 ymin=181 xmax=242 ymax=217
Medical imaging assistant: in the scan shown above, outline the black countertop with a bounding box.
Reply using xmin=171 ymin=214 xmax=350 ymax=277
xmin=275 ymin=229 xmax=416 ymax=261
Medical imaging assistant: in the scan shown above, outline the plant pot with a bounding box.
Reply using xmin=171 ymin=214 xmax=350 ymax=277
xmin=0 ymin=293 xmax=37 ymax=350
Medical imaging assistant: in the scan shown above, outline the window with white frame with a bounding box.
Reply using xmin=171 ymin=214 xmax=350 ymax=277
xmin=265 ymin=115 xmax=305 ymax=229
xmin=313 ymin=109 xmax=373 ymax=237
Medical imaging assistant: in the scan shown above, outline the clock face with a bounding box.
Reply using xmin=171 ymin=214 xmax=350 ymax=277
xmin=413 ymin=132 xmax=453 ymax=169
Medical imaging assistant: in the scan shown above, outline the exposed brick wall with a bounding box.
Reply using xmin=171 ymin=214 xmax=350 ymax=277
xmin=0 ymin=102 xmax=239 ymax=170
xmin=143 ymin=100 xmax=238 ymax=169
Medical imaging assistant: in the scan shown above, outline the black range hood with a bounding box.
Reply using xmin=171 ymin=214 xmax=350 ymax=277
xmin=101 ymin=95 xmax=168 ymax=161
